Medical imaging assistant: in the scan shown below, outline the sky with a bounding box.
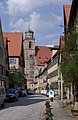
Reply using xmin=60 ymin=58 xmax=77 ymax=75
xmin=0 ymin=0 xmax=72 ymax=46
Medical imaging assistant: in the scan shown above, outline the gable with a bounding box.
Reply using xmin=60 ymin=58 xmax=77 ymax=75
xmin=3 ymin=32 xmax=23 ymax=57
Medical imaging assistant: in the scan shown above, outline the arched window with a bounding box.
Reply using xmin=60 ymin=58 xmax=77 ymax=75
xmin=29 ymin=41 xmax=31 ymax=48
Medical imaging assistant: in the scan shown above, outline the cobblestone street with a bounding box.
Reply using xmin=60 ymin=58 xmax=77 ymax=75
xmin=51 ymin=100 xmax=78 ymax=120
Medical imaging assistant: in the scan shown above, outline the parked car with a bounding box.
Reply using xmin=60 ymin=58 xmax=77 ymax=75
xmin=41 ymin=89 xmax=47 ymax=95
xmin=27 ymin=89 xmax=34 ymax=95
xmin=16 ymin=87 xmax=26 ymax=97
xmin=0 ymin=86 xmax=6 ymax=107
xmin=6 ymin=89 xmax=18 ymax=102
xmin=22 ymin=88 xmax=27 ymax=96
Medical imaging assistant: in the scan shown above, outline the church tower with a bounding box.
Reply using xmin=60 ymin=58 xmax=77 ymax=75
xmin=23 ymin=28 xmax=35 ymax=89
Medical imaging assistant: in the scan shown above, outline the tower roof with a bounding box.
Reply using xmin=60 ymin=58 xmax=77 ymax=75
xmin=25 ymin=27 xmax=33 ymax=33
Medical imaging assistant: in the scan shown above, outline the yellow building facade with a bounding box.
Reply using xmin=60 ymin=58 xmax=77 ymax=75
xmin=47 ymin=49 xmax=59 ymax=95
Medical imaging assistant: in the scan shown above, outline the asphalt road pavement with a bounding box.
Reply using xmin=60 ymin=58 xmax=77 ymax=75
xmin=0 ymin=95 xmax=47 ymax=120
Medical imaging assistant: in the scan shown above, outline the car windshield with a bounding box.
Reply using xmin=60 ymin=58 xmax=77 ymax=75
xmin=17 ymin=87 xmax=21 ymax=90
xmin=17 ymin=88 xmax=24 ymax=90
xmin=7 ymin=89 xmax=15 ymax=93
xmin=28 ymin=89 xmax=32 ymax=91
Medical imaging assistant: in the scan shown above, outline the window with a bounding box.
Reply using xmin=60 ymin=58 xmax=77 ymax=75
xmin=29 ymin=41 xmax=31 ymax=48
xmin=0 ymin=47 xmax=3 ymax=57
xmin=0 ymin=65 xmax=5 ymax=75
xmin=0 ymin=64 xmax=2 ymax=75
xmin=9 ymin=58 xmax=16 ymax=64
xmin=2 ymin=66 xmax=5 ymax=75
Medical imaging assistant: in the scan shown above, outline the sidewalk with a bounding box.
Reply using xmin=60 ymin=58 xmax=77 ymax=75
xmin=50 ymin=99 xmax=78 ymax=120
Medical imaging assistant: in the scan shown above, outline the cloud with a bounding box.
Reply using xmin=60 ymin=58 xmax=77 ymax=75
xmin=9 ymin=18 xmax=30 ymax=32
xmin=9 ymin=12 xmax=62 ymax=33
xmin=0 ymin=2 xmax=3 ymax=9
xmin=36 ymin=33 xmax=59 ymax=40
xmin=0 ymin=2 xmax=6 ymax=13
xmin=9 ymin=11 xmax=62 ymax=46
xmin=36 ymin=33 xmax=60 ymax=45
xmin=6 ymin=0 xmax=71 ymax=16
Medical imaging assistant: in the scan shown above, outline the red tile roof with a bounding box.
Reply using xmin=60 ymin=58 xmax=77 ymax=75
xmin=3 ymin=32 xmax=23 ymax=57
xmin=35 ymin=46 xmax=52 ymax=66
xmin=3 ymin=37 xmax=7 ymax=48
xmin=64 ymin=5 xmax=71 ymax=25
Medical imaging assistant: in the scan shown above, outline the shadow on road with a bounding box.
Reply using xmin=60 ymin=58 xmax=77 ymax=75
xmin=0 ymin=95 xmax=48 ymax=110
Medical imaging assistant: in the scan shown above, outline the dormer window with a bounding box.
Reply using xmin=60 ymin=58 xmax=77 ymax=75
xmin=29 ymin=41 xmax=31 ymax=48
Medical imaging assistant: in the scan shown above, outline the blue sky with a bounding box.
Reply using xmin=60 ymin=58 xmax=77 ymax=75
xmin=0 ymin=0 xmax=72 ymax=46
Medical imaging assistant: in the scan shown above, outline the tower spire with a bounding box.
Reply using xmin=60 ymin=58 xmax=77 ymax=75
xmin=28 ymin=25 xmax=30 ymax=30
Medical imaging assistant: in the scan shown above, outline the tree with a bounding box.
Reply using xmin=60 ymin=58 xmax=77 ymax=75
xmin=60 ymin=27 xmax=78 ymax=110
xmin=9 ymin=68 xmax=23 ymax=87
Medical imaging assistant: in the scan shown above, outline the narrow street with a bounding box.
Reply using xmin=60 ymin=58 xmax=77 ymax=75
xmin=0 ymin=95 xmax=47 ymax=120
xmin=0 ymin=95 xmax=78 ymax=120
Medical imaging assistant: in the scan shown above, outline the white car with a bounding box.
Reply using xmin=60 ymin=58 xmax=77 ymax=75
xmin=41 ymin=90 xmax=47 ymax=95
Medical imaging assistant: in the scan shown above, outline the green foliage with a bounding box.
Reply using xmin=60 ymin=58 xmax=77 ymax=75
xmin=9 ymin=69 xmax=22 ymax=85
xmin=60 ymin=27 xmax=78 ymax=85
xmin=65 ymin=27 xmax=77 ymax=53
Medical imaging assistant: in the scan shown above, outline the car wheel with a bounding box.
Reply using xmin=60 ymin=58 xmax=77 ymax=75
xmin=1 ymin=101 xmax=5 ymax=108
xmin=14 ymin=97 xmax=17 ymax=102
xmin=16 ymin=97 xmax=18 ymax=101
